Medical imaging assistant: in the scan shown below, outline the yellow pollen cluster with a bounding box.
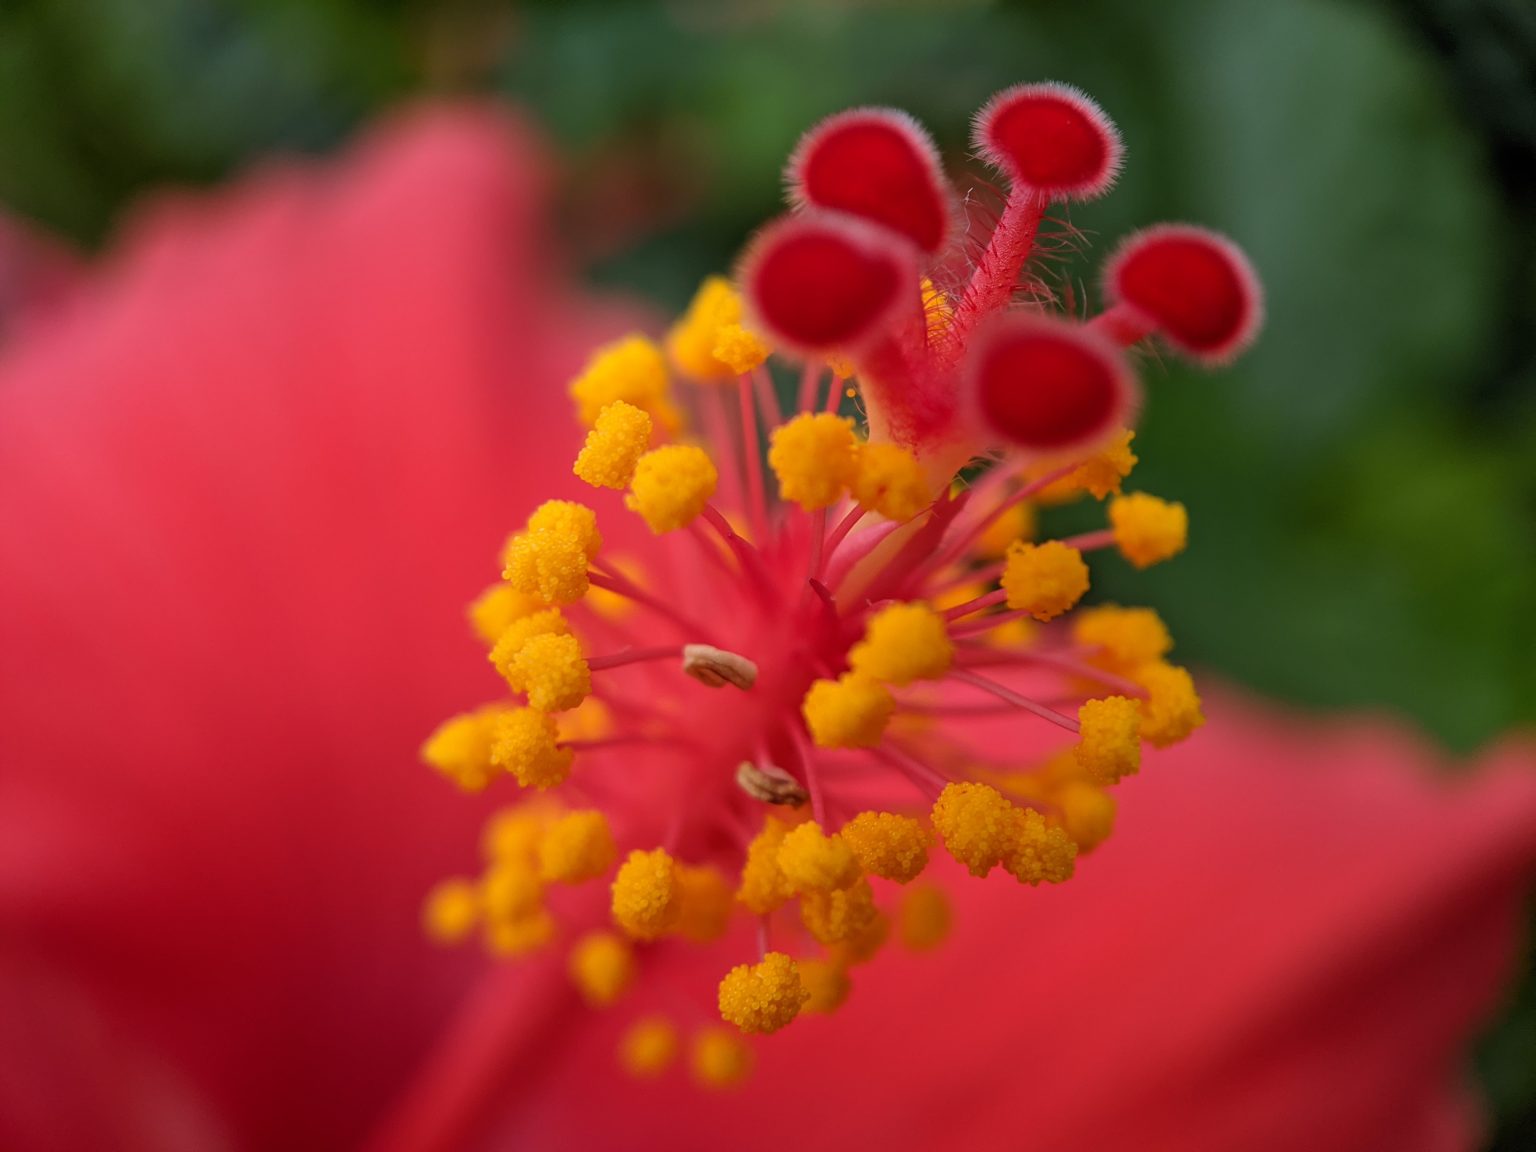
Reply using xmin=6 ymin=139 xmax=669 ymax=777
xmin=852 ymin=441 xmax=931 ymax=522
xmin=931 ymin=781 xmax=1016 ymax=877
xmin=667 ymin=277 xmax=771 ymax=380
xmin=467 ymin=584 xmax=543 ymax=647
xmin=1001 ymin=539 xmax=1090 ymax=621
xmin=1110 ymin=493 xmax=1188 ymax=568
xmin=538 ymin=810 xmax=617 ymax=882
xmin=801 ymin=877 xmax=879 ymax=945
xmin=611 ymin=847 xmax=680 ymax=940
xmin=512 ymin=632 xmax=591 ymax=713
xmin=490 ymin=707 xmax=572 ymax=789
xmin=777 ymin=822 xmax=860 ymax=894
xmin=504 ymin=500 xmax=602 ymax=605
xmin=574 ymin=401 xmax=653 ymax=490
xmin=690 ymin=1027 xmax=753 ymax=1088
xmin=1003 ymin=808 xmax=1078 ymax=885
xmin=1132 ymin=661 xmax=1205 ymax=746
xmin=420 ymin=705 xmax=507 ymax=792
xmin=489 ymin=608 xmax=571 ymax=690
xmin=626 ymin=445 xmax=719 ymax=533
xmin=797 ymin=958 xmax=852 ymax=1015
xmin=897 ymin=884 xmax=952 ymax=950
xmin=1032 ymin=428 xmax=1138 ymax=502
xmin=675 ymin=864 xmax=735 ymax=943
xmin=620 ymin=1016 xmax=679 ymax=1077
xmin=569 ymin=930 xmax=635 ymax=1006
xmin=1053 ymin=781 xmax=1117 ymax=853
xmin=717 ymin=952 xmax=809 ymax=1034
xmin=570 ymin=334 xmax=680 ymax=432
xmin=1074 ymin=696 xmax=1142 ymax=784
xmin=802 ymin=672 xmax=894 ymax=748
xmin=840 ymin=811 xmax=930 ymax=883
xmin=422 ymin=877 xmax=480 ymax=944
xmin=972 ymin=499 xmax=1038 ymax=560
xmin=1072 ymin=604 xmax=1172 ymax=668
xmin=737 ymin=815 xmax=797 ymax=914
xmin=768 ymin=413 xmax=859 ymax=511
xmin=849 ymin=601 xmax=953 ymax=685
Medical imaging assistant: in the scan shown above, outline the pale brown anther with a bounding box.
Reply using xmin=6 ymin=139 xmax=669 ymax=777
xmin=682 ymin=644 xmax=759 ymax=690
xmin=735 ymin=762 xmax=809 ymax=806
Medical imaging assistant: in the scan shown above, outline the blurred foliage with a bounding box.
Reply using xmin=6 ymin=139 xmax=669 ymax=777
xmin=0 ymin=0 xmax=1532 ymax=1140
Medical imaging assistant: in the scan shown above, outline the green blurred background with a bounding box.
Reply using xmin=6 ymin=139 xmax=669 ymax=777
xmin=1 ymin=0 xmax=1531 ymax=1143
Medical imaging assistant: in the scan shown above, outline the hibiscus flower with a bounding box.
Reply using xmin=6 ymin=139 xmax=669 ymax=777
xmin=0 ymin=101 xmax=1532 ymax=1152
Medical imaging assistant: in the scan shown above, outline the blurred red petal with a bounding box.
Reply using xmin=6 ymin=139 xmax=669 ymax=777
xmin=0 ymin=104 xmax=629 ymax=1151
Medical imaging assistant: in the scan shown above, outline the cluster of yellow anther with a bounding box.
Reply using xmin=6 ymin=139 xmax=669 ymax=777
xmin=570 ymin=335 xmax=681 ymax=433
xmin=423 ymin=804 xmax=618 ymax=957
xmin=930 ymin=781 xmax=1077 ymax=884
xmin=1070 ymin=604 xmax=1204 ymax=747
xmin=504 ymin=500 xmax=602 ymax=605
xmin=626 ymin=444 xmax=719 ymax=533
xmin=852 ymin=440 xmax=931 ymax=522
xmin=717 ymin=952 xmax=809 ymax=1034
xmin=667 ymin=276 xmax=772 ymax=380
xmin=801 ymin=671 xmax=894 ymax=748
xmin=1074 ymin=696 xmax=1142 ymax=784
xmin=840 ymin=811 xmax=931 ymax=883
xmin=769 ymin=413 xmax=859 ymax=511
xmin=420 ymin=704 xmax=508 ymax=792
xmin=1030 ymin=428 xmax=1139 ymax=503
xmin=1002 ymin=539 xmax=1090 ymax=621
xmin=1109 ymin=492 xmax=1188 ymax=568
xmin=615 ymin=1015 xmax=755 ymax=1088
xmin=573 ymin=400 xmax=653 ymax=489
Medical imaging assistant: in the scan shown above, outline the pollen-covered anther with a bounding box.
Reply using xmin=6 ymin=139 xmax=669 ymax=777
xmin=490 ymin=707 xmax=573 ymax=790
xmin=483 ymin=909 xmax=556 ymax=957
xmin=421 ymin=705 xmax=507 ymax=792
xmin=619 ymin=1015 xmax=678 ymax=1077
xmin=611 ymin=847 xmax=680 ymax=940
xmin=801 ymin=671 xmax=895 ymax=749
xmin=849 ymin=601 xmax=953 ymax=685
xmin=467 ymin=583 xmax=543 ymax=647
xmin=569 ymin=334 xmax=680 ymax=431
xmin=840 ymin=811 xmax=931 ymax=883
xmin=800 ymin=876 xmax=880 ymax=945
xmin=738 ymin=816 xmax=797 ymax=914
xmin=626 ymin=444 xmax=718 ymax=533
xmin=538 ymin=809 xmax=617 ymax=883
xmin=1001 ymin=539 xmax=1090 ymax=621
xmin=973 ymin=81 xmax=1124 ymax=201
xmin=1132 ymin=661 xmax=1205 ymax=747
xmin=1105 ymin=224 xmax=1263 ymax=364
xmin=787 ymin=107 xmax=951 ymax=254
xmin=931 ymin=781 xmax=1016 ymax=877
xmin=740 ymin=210 xmax=919 ymax=356
xmin=511 ymin=631 xmax=591 ymax=713
xmin=1072 ymin=604 xmax=1172 ymax=668
xmin=735 ymin=761 xmax=809 ymax=807
xmin=1002 ymin=807 xmax=1078 ymax=886
xmin=1075 ymin=696 xmax=1142 ymax=785
xmin=1054 ymin=781 xmax=1117 ymax=853
xmin=718 ymin=952 xmax=809 ymax=1034
xmin=675 ymin=864 xmax=736 ymax=943
xmin=1110 ymin=492 xmax=1188 ymax=568
xmin=489 ymin=607 xmax=571 ymax=692
xmin=690 ymin=1027 xmax=753 ymax=1088
xmin=569 ymin=930 xmax=635 ymax=1007
xmin=797 ymin=958 xmax=852 ymax=1015
xmin=667 ymin=277 xmax=770 ymax=381
xmin=573 ymin=400 xmax=652 ymax=490
xmin=422 ymin=878 xmax=480 ymax=944
xmin=897 ymin=883 xmax=951 ymax=951
xmin=852 ymin=440 xmax=931 ymax=522
xmin=481 ymin=861 xmax=543 ymax=923
xmin=682 ymin=644 xmax=758 ymax=690
xmin=1033 ymin=428 xmax=1138 ymax=502
xmin=504 ymin=500 xmax=602 ymax=605
xmin=777 ymin=822 xmax=861 ymax=894
xmin=768 ymin=412 xmax=859 ymax=511
xmin=963 ymin=313 xmax=1138 ymax=456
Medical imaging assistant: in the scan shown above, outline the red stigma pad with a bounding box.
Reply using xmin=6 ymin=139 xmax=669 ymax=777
xmin=1107 ymin=225 xmax=1262 ymax=363
xmin=974 ymin=82 xmax=1122 ymax=202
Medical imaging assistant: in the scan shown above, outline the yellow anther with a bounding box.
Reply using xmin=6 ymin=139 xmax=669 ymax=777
xmin=538 ymin=809 xmax=616 ymax=883
xmin=420 ymin=705 xmax=507 ymax=792
xmin=848 ymin=601 xmax=953 ymax=686
xmin=467 ymin=583 xmax=544 ymax=647
xmin=484 ymin=909 xmax=556 ymax=957
xmin=897 ymin=883 xmax=951 ymax=951
xmin=512 ymin=632 xmax=591 ymax=713
xmin=1032 ymin=428 xmax=1138 ymax=502
xmin=481 ymin=862 xmax=543 ymax=923
xmin=690 ymin=1027 xmax=754 ymax=1088
xmin=826 ymin=353 xmax=857 ymax=380
xmin=717 ymin=952 xmax=809 ymax=1034
xmin=713 ymin=324 xmax=772 ymax=375
xmin=490 ymin=707 xmax=573 ymax=790
xmin=503 ymin=500 xmax=602 ymax=605
xmin=619 ymin=1015 xmax=679 ymax=1078
xmin=840 ymin=811 xmax=930 ymax=883
xmin=801 ymin=672 xmax=893 ymax=749
xmin=973 ymin=499 xmax=1037 ymax=560
xmin=673 ymin=864 xmax=735 ymax=943
xmin=489 ymin=608 xmax=571 ymax=691
xmin=569 ymin=334 xmax=680 ymax=432
xmin=626 ymin=444 xmax=718 ymax=533
xmin=1074 ymin=695 xmax=1142 ymax=785
xmin=556 ymin=696 xmax=611 ymax=745
xmin=776 ymin=823 xmax=860 ymax=894
xmin=1001 ymin=539 xmax=1090 ymax=621
xmin=611 ymin=847 xmax=679 ymax=941
xmin=667 ymin=277 xmax=769 ymax=381
xmin=1072 ymin=604 xmax=1172 ymax=668
xmin=1109 ymin=492 xmax=1188 ymax=568
xmin=768 ymin=413 xmax=859 ymax=511
xmin=1053 ymin=781 xmax=1117 ymax=853
xmin=829 ymin=909 xmax=890 ymax=967
xmin=480 ymin=803 xmax=553 ymax=864
xmin=737 ymin=815 xmax=796 ymax=915
xmin=568 ymin=930 xmax=635 ymax=1007
xmin=921 ymin=278 xmax=953 ymax=343
xmin=800 ymin=877 xmax=879 ymax=945
xmin=931 ymin=781 xmax=1015 ymax=877
xmin=573 ymin=401 xmax=653 ymax=490
xmin=852 ymin=441 xmax=931 ymax=522
xmin=422 ymin=877 xmax=480 ymax=944
xmin=1002 ymin=807 xmax=1078 ymax=886
xmin=798 ymin=959 xmax=852 ymax=1015
xmin=1131 ymin=660 xmax=1205 ymax=747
